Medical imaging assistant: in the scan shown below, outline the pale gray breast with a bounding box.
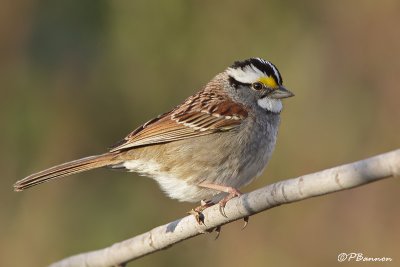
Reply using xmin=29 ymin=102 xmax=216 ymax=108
xmin=226 ymin=111 xmax=280 ymax=188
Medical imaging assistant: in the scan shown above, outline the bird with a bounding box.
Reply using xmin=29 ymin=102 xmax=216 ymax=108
xmin=14 ymin=57 xmax=294 ymax=216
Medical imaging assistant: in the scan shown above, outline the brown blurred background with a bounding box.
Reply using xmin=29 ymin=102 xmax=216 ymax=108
xmin=1 ymin=0 xmax=399 ymax=266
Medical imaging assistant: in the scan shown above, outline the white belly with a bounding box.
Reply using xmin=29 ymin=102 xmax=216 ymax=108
xmin=123 ymin=159 xmax=215 ymax=202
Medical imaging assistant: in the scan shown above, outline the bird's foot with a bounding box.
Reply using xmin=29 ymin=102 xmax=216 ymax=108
xmin=190 ymin=183 xmax=249 ymax=230
xmin=188 ymin=199 xmax=215 ymax=225
xmin=217 ymin=187 xmax=242 ymax=218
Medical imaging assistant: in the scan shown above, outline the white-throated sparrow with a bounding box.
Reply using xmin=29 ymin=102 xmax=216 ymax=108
xmin=14 ymin=58 xmax=294 ymax=212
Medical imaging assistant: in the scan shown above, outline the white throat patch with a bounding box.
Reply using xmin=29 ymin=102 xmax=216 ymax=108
xmin=257 ymin=97 xmax=282 ymax=113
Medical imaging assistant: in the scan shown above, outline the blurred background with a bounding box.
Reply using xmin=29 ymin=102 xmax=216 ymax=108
xmin=1 ymin=0 xmax=399 ymax=266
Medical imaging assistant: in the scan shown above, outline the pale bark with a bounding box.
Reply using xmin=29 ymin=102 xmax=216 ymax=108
xmin=50 ymin=149 xmax=400 ymax=267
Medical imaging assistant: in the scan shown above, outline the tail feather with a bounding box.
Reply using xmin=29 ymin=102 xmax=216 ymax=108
xmin=14 ymin=153 xmax=119 ymax=191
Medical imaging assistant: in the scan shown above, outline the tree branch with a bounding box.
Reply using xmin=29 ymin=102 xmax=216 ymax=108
xmin=50 ymin=149 xmax=400 ymax=267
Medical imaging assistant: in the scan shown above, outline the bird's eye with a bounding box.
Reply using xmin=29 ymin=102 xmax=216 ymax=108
xmin=252 ymin=82 xmax=263 ymax=90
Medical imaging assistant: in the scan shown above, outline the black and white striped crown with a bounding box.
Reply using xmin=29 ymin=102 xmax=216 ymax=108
xmin=227 ymin=58 xmax=283 ymax=85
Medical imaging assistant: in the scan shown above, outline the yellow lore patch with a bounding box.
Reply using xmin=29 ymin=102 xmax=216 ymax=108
xmin=259 ymin=76 xmax=279 ymax=89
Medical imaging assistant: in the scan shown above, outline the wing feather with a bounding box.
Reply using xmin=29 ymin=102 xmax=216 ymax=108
xmin=110 ymin=90 xmax=248 ymax=152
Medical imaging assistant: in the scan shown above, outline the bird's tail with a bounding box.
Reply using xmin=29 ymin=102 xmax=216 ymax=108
xmin=14 ymin=153 xmax=120 ymax=191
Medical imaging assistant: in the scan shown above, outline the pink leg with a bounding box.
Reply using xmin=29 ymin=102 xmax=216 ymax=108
xmin=198 ymin=182 xmax=242 ymax=217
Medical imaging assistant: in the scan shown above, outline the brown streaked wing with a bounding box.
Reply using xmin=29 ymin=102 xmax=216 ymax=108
xmin=109 ymin=96 xmax=248 ymax=152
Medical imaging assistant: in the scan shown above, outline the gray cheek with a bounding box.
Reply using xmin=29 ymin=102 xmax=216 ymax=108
xmin=226 ymin=85 xmax=259 ymax=108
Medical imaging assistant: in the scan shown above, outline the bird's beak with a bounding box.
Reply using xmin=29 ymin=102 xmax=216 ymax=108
xmin=268 ymin=86 xmax=294 ymax=99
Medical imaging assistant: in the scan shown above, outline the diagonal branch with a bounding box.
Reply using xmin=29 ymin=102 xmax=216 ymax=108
xmin=49 ymin=149 xmax=400 ymax=267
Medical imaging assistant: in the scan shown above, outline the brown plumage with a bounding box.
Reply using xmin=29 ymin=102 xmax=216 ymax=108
xmin=14 ymin=153 xmax=120 ymax=191
xmin=13 ymin=76 xmax=249 ymax=192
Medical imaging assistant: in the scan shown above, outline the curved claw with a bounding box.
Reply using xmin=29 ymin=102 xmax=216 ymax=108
xmin=188 ymin=199 xmax=215 ymax=225
xmin=214 ymin=225 xmax=222 ymax=240
xmin=219 ymin=204 xmax=228 ymax=218
xmin=242 ymin=216 xmax=249 ymax=230
xmin=188 ymin=209 xmax=205 ymax=225
xmin=217 ymin=187 xmax=242 ymax=218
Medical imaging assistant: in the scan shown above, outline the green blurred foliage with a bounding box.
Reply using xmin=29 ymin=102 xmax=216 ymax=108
xmin=1 ymin=0 xmax=399 ymax=266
